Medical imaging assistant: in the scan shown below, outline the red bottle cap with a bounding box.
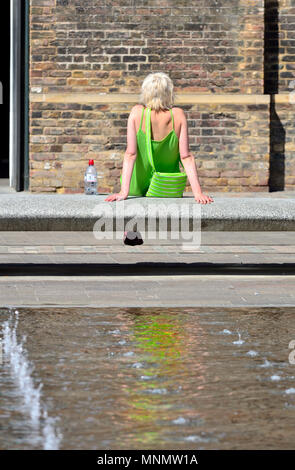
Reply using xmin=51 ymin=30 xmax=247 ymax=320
xmin=89 ymin=159 xmax=94 ymax=165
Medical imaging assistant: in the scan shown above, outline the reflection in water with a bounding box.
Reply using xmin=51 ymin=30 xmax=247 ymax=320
xmin=1 ymin=306 xmax=295 ymax=449
xmin=121 ymin=312 xmax=191 ymax=447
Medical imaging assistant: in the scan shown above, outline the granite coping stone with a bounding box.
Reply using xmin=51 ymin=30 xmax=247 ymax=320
xmin=0 ymin=192 xmax=295 ymax=231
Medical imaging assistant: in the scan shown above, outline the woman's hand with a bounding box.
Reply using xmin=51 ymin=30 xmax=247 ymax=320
xmin=194 ymin=192 xmax=214 ymax=204
xmin=104 ymin=192 xmax=128 ymax=202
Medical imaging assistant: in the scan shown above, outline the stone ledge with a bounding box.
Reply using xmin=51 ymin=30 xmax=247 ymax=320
xmin=30 ymin=92 xmax=271 ymax=105
xmin=0 ymin=192 xmax=295 ymax=231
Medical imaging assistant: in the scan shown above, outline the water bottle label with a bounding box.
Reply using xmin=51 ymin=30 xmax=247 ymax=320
xmin=86 ymin=174 xmax=97 ymax=183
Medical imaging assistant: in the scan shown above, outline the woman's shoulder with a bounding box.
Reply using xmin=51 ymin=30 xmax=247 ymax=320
xmin=131 ymin=104 xmax=144 ymax=113
xmin=171 ymin=106 xmax=185 ymax=115
xmin=171 ymin=107 xmax=187 ymax=123
xmin=129 ymin=104 xmax=144 ymax=120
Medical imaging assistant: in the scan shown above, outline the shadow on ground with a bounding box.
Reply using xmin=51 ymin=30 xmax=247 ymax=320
xmin=0 ymin=262 xmax=295 ymax=276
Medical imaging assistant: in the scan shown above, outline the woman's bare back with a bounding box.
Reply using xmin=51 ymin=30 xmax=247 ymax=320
xmin=135 ymin=104 xmax=182 ymax=142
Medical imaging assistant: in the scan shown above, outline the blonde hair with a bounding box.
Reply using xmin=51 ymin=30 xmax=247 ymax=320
xmin=139 ymin=72 xmax=174 ymax=111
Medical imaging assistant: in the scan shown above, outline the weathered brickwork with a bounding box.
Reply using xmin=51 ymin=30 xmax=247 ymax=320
xmin=269 ymin=100 xmax=295 ymax=191
xmin=30 ymin=101 xmax=269 ymax=193
xmin=30 ymin=0 xmax=264 ymax=94
xmin=28 ymin=0 xmax=295 ymax=193
xmin=278 ymin=0 xmax=295 ymax=93
xmin=265 ymin=0 xmax=295 ymax=191
xmin=30 ymin=102 xmax=130 ymax=193
xmin=185 ymin=103 xmax=269 ymax=192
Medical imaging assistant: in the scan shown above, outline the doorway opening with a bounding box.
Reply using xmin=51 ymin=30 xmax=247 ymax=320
xmin=1 ymin=1 xmax=29 ymax=193
xmin=0 ymin=2 xmax=10 ymax=187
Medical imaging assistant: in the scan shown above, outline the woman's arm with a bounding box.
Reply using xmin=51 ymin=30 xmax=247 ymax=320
xmin=105 ymin=106 xmax=138 ymax=202
xmin=178 ymin=109 xmax=214 ymax=204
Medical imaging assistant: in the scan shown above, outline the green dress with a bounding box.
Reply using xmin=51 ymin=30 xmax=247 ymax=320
xmin=120 ymin=106 xmax=181 ymax=196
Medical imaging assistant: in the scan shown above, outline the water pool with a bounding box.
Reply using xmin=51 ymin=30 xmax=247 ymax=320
xmin=1 ymin=307 xmax=295 ymax=450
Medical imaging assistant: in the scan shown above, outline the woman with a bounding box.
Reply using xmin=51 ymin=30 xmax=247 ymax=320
xmin=105 ymin=72 xmax=214 ymax=204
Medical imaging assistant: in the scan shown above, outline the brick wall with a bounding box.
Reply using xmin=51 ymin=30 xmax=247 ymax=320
xmin=30 ymin=100 xmax=270 ymax=193
xmin=30 ymin=101 xmax=130 ymax=193
xmin=269 ymin=98 xmax=295 ymax=191
xmin=30 ymin=0 xmax=264 ymax=94
xmin=265 ymin=0 xmax=295 ymax=191
xmin=185 ymin=103 xmax=269 ymax=192
xmin=29 ymin=0 xmax=295 ymax=193
xmin=278 ymin=0 xmax=295 ymax=93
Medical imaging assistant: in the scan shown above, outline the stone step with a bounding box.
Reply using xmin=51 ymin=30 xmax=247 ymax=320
xmin=0 ymin=192 xmax=295 ymax=231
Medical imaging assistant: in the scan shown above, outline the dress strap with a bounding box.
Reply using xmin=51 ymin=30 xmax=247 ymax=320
xmin=169 ymin=108 xmax=174 ymax=131
xmin=145 ymin=108 xmax=155 ymax=171
xmin=139 ymin=106 xmax=145 ymax=132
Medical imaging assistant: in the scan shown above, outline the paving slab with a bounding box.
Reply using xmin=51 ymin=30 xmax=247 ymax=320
xmin=0 ymin=275 xmax=294 ymax=308
xmin=0 ymin=231 xmax=294 ymax=267
xmin=0 ymin=230 xmax=294 ymax=308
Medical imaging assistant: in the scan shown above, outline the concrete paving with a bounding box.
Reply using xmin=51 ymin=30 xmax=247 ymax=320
xmin=1 ymin=191 xmax=295 ymax=231
xmin=0 ymin=274 xmax=294 ymax=308
xmin=0 ymin=231 xmax=294 ymax=267
xmin=0 ymin=231 xmax=294 ymax=308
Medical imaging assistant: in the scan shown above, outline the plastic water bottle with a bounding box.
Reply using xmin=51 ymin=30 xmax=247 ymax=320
xmin=84 ymin=159 xmax=97 ymax=195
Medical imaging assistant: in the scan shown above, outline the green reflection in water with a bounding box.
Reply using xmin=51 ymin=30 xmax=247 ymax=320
xmin=121 ymin=311 xmax=189 ymax=446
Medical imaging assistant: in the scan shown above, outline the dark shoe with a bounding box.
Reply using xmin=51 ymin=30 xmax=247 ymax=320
xmin=123 ymin=230 xmax=144 ymax=246
xmin=135 ymin=231 xmax=143 ymax=245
